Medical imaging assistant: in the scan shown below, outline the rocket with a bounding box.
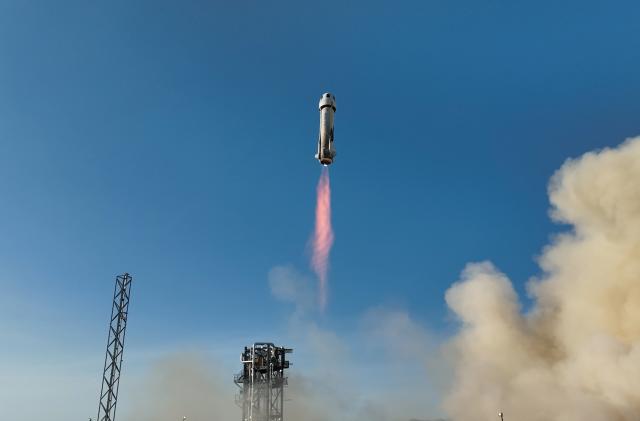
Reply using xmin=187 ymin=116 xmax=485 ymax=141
xmin=316 ymin=92 xmax=336 ymax=165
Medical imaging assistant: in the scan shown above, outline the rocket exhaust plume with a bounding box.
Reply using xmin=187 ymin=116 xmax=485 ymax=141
xmin=311 ymin=166 xmax=334 ymax=310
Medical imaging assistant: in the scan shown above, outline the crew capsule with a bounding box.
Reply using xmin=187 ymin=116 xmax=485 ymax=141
xmin=316 ymin=92 xmax=336 ymax=165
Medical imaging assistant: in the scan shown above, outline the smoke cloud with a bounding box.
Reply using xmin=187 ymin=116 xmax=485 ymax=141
xmin=122 ymin=266 xmax=444 ymax=421
xmin=269 ymin=264 xmax=445 ymax=420
xmin=444 ymin=137 xmax=640 ymax=421
xmin=124 ymin=352 xmax=237 ymax=421
xmin=311 ymin=166 xmax=335 ymax=311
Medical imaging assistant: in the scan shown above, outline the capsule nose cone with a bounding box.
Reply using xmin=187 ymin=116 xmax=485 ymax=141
xmin=318 ymin=93 xmax=337 ymax=111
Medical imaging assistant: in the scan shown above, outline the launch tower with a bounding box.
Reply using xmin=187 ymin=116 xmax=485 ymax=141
xmin=234 ymin=343 xmax=293 ymax=421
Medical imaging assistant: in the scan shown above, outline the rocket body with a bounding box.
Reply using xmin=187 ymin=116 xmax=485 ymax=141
xmin=316 ymin=93 xmax=336 ymax=165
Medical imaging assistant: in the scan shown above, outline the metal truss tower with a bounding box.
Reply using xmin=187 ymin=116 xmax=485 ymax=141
xmin=97 ymin=273 xmax=133 ymax=421
xmin=234 ymin=343 xmax=293 ymax=421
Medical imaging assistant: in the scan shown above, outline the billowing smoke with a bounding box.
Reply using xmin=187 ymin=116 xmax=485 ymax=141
xmin=444 ymin=137 xmax=640 ymax=421
xmin=311 ymin=166 xmax=335 ymax=310
xmin=123 ymin=352 xmax=237 ymax=421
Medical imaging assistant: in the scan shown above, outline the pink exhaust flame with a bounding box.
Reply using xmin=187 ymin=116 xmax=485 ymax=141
xmin=311 ymin=167 xmax=334 ymax=311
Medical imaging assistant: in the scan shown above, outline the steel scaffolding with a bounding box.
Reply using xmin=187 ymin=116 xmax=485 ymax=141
xmin=97 ymin=273 xmax=133 ymax=421
xmin=234 ymin=343 xmax=293 ymax=421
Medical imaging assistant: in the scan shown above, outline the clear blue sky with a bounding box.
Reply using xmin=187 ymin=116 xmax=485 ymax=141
xmin=1 ymin=0 xmax=640 ymax=418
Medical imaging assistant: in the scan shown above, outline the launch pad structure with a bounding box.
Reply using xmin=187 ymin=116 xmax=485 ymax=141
xmin=234 ymin=343 xmax=293 ymax=421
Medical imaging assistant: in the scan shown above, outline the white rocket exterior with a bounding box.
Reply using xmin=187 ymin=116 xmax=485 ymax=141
xmin=316 ymin=93 xmax=336 ymax=165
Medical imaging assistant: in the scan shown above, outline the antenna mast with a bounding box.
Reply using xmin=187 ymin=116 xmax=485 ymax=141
xmin=97 ymin=273 xmax=133 ymax=421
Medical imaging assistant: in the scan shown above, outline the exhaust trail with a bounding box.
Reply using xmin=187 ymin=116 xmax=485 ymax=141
xmin=311 ymin=166 xmax=334 ymax=311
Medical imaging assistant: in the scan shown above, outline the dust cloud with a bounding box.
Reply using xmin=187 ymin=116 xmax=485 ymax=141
xmin=444 ymin=138 xmax=640 ymax=421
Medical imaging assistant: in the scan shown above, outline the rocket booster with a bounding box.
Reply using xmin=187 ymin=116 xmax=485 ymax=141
xmin=316 ymin=93 xmax=336 ymax=165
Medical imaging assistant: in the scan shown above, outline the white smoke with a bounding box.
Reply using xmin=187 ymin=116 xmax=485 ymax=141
xmin=444 ymin=137 xmax=640 ymax=421
xmin=269 ymin=265 xmax=316 ymax=319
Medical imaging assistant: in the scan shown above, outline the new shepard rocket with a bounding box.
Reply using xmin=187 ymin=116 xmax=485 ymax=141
xmin=316 ymin=93 xmax=336 ymax=165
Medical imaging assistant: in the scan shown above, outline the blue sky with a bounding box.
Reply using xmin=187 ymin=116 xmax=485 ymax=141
xmin=1 ymin=1 xmax=640 ymax=419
